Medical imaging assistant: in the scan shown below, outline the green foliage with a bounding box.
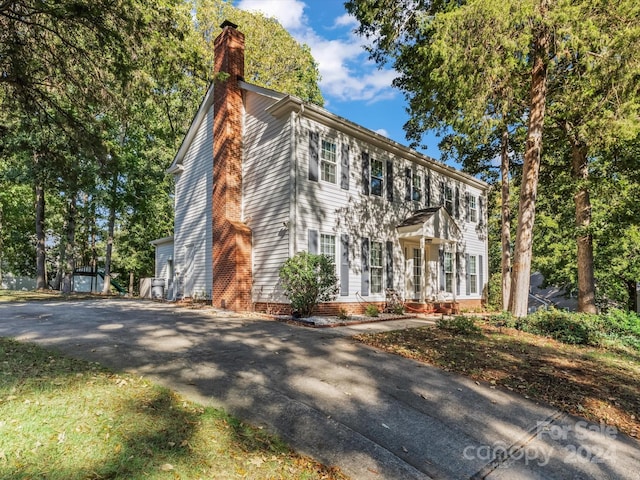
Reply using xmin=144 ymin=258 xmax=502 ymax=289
xmin=193 ymin=0 xmax=324 ymax=106
xmin=364 ymin=304 xmax=380 ymax=317
xmin=437 ymin=315 xmax=481 ymax=335
xmin=391 ymin=304 xmax=405 ymax=315
xmin=278 ymin=252 xmax=338 ymax=317
xmin=486 ymin=272 xmax=503 ymax=312
xmin=490 ymin=307 xmax=640 ymax=350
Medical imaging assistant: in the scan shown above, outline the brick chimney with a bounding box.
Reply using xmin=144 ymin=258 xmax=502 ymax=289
xmin=212 ymin=21 xmax=252 ymax=311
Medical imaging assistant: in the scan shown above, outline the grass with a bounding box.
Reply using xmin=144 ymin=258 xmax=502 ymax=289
xmin=354 ymin=318 xmax=640 ymax=440
xmin=0 ymin=290 xmax=103 ymax=303
xmin=0 ymin=338 xmax=347 ymax=480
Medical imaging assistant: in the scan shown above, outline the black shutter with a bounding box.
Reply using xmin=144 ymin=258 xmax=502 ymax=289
xmin=308 ymin=229 xmax=318 ymax=254
xmin=405 ymin=168 xmax=412 ymax=201
xmin=479 ymin=195 xmax=484 ymax=225
xmin=439 ymin=247 xmax=445 ymax=292
xmin=479 ymin=255 xmax=484 ymax=299
xmin=425 ymin=174 xmax=431 ymax=207
xmin=456 ymin=251 xmax=461 ymax=296
xmin=340 ymin=234 xmax=349 ymax=296
xmin=341 ymin=143 xmax=350 ymax=190
xmin=386 ymin=160 xmax=394 ymax=202
xmin=361 ymin=237 xmax=370 ymax=296
xmin=386 ymin=241 xmax=393 ymax=289
xmin=465 ymin=192 xmax=470 ymax=222
xmin=308 ymin=131 xmax=319 ymax=181
xmin=465 ymin=254 xmax=471 ymax=295
xmin=440 ymin=181 xmax=445 ymax=206
xmin=455 ymin=186 xmax=460 ymax=219
xmin=362 ymin=152 xmax=370 ymax=195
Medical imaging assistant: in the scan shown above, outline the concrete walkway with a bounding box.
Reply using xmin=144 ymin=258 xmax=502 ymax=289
xmin=0 ymin=298 xmax=638 ymax=479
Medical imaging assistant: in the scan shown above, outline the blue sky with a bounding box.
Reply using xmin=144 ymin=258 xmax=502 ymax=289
xmin=235 ymin=0 xmax=445 ymax=162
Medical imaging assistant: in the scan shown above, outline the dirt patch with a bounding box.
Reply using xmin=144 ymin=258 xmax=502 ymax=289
xmin=354 ymin=320 xmax=640 ymax=439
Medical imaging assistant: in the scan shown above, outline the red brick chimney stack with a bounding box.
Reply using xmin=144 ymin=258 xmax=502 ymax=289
xmin=212 ymin=21 xmax=252 ymax=311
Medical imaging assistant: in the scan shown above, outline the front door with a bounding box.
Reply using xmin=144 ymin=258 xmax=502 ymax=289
xmin=404 ymin=243 xmax=422 ymax=301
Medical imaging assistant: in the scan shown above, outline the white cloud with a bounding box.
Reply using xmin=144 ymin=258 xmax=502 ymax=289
xmin=236 ymin=0 xmax=397 ymax=104
xmin=332 ymin=13 xmax=358 ymax=29
xmin=236 ymin=0 xmax=306 ymax=31
xmin=375 ymin=128 xmax=389 ymax=137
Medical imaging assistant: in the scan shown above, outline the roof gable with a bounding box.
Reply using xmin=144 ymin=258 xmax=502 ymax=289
xmin=396 ymin=206 xmax=461 ymax=242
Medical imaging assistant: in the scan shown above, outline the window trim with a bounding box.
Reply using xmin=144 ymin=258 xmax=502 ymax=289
xmin=444 ymin=185 xmax=453 ymax=215
xmin=412 ymin=173 xmax=422 ymax=203
xmin=370 ymin=240 xmax=383 ymax=294
xmin=469 ymin=195 xmax=478 ymax=223
xmin=469 ymin=255 xmax=478 ymax=294
xmin=444 ymin=251 xmax=453 ymax=293
xmin=370 ymin=158 xmax=384 ymax=197
xmin=320 ymin=233 xmax=336 ymax=265
xmin=320 ymin=139 xmax=337 ymax=184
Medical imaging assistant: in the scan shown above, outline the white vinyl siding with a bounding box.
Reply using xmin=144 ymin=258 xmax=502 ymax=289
xmin=243 ymin=90 xmax=292 ymax=303
xmin=172 ymin=106 xmax=213 ymax=299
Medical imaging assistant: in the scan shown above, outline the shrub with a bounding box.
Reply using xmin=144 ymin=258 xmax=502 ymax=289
xmin=391 ymin=304 xmax=405 ymax=315
xmin=486 ymin=272 xmax=503 ymax=311
xmin=490 ymin=310 xmax=520 ymax=329
xmin=278 ymin=252 xmax=338 ymax=317
xmin=337 ymin=308 xmax=350 ymax=320
xmin=364 ymin=304 xmax=380 ymax=317
xmin=437 ymin=315 xmax=481 ymax=335
xmin=518 ymin=308 xmax=606 ymax=346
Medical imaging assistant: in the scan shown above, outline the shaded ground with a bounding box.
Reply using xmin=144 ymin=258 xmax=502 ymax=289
xmin=354 ymin=320 xmax=640 ymax=439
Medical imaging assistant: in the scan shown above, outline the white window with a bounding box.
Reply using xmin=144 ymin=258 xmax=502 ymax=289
xmin=412 ymin=174 xmax=422 ymax=203
xmin=321 ymin=139 xmax=337 ymax=183
xmin=370 ymin=241 xmax=383 ymax=294
xmin=320 ymin=234 xmax=336 ymax=264
xmin=469 ymin=195 xmax=478 ymax=223
xmin=413 ymin=248 xmax=422 ymax=296
xmin=444 ymin=186 xmax=453 ymax=215
xmin=370 ymin=158 xmax=383 ymax=196
xmin=444 ymin=252 xmax=453 ymax=293
xmin=469 ymin=255 xmax=478 ymax=294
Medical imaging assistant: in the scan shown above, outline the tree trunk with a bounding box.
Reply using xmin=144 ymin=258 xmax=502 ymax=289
xmin=61 ymin=193 xmax=77 ymax=294
xmin=509 ymin=1 xmax=550 ymax=317
xmin=128 ymin=271 xmax=134 ymax=297
xmin=51 ymin=218 xmax=67 ymax=291
xmin=500 ymin=128 xmax=511 ymax=311
xmin=628 ymin=280 xmax=638 ymax=313
xmin=34 ymin=166 xmax=47 ymax=290
xmin=571 ymin=141 xmax=597 ymax=313
xmin=101 ymin=201 xmax=116 ymax=294
xmin=0 ymin=202 xmax=3 ymax=288
xmin=102 ymin=172 xmax=118 ymax=294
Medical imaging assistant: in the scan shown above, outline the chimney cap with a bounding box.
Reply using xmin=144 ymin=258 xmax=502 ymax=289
xmin=220 ymin=20 xmax=238 ymax=30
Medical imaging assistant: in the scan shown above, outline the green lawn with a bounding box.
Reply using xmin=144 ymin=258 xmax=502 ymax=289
xmin=0 ymin=338 xmax=347 ymax=480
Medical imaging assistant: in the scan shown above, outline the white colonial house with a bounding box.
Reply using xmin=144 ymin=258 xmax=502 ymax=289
xmin=152 ymin=21 xmax=489 ymax=314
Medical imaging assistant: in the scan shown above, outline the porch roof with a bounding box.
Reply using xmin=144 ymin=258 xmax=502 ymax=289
xmin=396 ymin=206 xmax=461 ymax=243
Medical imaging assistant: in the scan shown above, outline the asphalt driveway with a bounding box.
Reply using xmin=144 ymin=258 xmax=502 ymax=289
xmin=0 ymin=298 xmax=638 ymax=479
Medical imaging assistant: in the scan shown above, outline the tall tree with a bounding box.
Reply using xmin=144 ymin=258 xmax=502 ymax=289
xmin=347 ymin=0 xmax=640 ymax=315
xmin=194 ymin=0 xmax=324 ymax=105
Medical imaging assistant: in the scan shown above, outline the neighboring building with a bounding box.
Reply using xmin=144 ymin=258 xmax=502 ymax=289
xmin=152 ymin=21 xmax=489 ymax=314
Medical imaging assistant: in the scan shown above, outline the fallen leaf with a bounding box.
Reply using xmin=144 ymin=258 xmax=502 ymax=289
xmin=160 ymin=464 xmax=174 ymax=471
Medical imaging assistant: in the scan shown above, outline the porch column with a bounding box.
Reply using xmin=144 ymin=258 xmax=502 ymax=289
xmin=420 ymin=237 xmax=426 ymax=303
xmin=452 ymin=241 xmax=457 ymax=302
